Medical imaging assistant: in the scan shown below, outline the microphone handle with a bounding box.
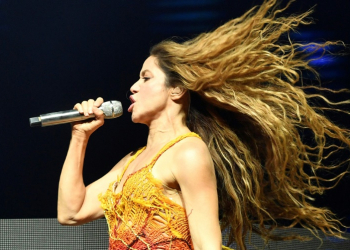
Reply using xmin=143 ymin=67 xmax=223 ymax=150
xmin=30 ymin=109 xmax=97 ymax=127
xmin=29 ymin=100 xmax=123 ymax=127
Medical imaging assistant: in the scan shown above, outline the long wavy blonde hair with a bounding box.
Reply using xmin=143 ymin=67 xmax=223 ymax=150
xmin=150 ymin=0 xmax=350 ymax=249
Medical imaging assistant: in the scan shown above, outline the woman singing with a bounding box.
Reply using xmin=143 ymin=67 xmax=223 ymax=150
xmin=57 ymin=0 xmax=350 ymax=249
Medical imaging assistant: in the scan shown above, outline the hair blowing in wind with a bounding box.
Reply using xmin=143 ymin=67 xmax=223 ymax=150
xmin=150 ymin=0 xmax=350 ymax=249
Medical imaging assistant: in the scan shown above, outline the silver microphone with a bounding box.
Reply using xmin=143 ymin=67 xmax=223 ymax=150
xmin=29 ymin=100 xmax=123 ymax=127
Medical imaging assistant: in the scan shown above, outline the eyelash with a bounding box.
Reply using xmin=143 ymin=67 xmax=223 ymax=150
xmin=142 ymin=77 xmax=150 ymax=81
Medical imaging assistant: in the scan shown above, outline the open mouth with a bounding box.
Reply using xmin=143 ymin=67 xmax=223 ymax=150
xmin=128 ymin=95 xmax=135 ymax=112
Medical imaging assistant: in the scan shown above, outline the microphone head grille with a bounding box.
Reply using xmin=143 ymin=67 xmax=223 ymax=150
xmin=100 ymin=101 xmax=123 ymax=119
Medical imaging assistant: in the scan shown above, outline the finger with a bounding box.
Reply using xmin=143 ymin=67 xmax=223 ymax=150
xmin=74 ymin=103 xmax=83 ymax=114
xmin=94 ymin=97 xmax=104 ymax=107
xmin=81 ymin=101 xmax=89 ymax=116
xmin=93 ymin=105 xmax=104 ymax=117
xmin=87 ymin=99 xmax=95 ymax=114
xmin=92 ymin=106 xmax=105 ymax=126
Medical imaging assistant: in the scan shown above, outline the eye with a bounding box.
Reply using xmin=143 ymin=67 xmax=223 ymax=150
xmin=142 ymin=77 xmax=150 ymax=81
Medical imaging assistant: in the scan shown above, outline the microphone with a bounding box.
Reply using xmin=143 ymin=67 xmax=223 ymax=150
xmin=29 ymin=100 xmax=123 ymax=127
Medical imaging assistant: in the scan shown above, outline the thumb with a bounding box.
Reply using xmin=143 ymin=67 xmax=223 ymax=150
xmin=93 ymin=106 xmax=105 ymax=120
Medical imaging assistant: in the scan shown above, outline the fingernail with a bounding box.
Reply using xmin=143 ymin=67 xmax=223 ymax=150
xmin=89 ymin=108 xmax=93 ymax=114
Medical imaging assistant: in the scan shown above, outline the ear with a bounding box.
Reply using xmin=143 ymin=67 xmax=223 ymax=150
xmin=170 ymin=86 xmax=187 ymax=100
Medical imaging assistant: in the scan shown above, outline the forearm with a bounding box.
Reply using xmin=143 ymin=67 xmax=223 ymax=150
xmin=191 ymin=222 xmax=222 ymax=250
xmin=195 ymin=245 xmax=222 ymax=250
xmin=57 ymin=134 xmax=89 ymax=224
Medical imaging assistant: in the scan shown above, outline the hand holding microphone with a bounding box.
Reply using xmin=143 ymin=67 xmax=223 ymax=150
xmin=72 ymin=98 xmax=111 ymax=137
xmin=29 ymin=97 xmax=123 ymax=128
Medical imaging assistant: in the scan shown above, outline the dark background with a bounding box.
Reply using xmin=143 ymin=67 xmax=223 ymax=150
xmin=1 ymin=0 xmax=349 ymax=228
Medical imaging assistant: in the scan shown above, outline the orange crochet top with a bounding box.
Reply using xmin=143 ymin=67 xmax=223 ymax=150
xmin=99 ymin=132 xmax=200 ymax=250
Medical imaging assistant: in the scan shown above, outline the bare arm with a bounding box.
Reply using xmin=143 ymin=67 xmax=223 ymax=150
xmin=57 ymin=97 xmax=129 ymax=225
xmin=172 ymin=138 xmax=222 ymax=250
xmin=57 ymin=134 xmax=90 ymax=225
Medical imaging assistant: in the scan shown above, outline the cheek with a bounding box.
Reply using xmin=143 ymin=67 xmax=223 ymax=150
xmin=140 ymin=87 xmax=168 ymax=110
xmin=144 ymin=84 xmax=168 ymax=99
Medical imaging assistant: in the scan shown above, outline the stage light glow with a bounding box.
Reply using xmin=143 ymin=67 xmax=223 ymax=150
xmin=308 ymin=55 xmax=335 ymax=66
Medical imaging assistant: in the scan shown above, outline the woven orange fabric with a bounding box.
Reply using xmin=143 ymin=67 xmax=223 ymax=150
xmin=99 ymin=132 xmax=200 ymax=250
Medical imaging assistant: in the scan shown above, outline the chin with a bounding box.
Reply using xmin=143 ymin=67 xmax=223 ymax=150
xmin=131 ymin=113 xmax=150 ymax=125
xmin=130 ymin=113 xmax=138 ymax=123
xmin=130 ymin=113 xmax=142 ymax=124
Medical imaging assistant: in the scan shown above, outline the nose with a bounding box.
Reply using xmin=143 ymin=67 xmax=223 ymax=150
xmin=130 ymin=79 xmax=140 ymax=94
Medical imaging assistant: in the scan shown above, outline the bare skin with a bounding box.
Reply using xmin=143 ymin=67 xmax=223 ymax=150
xmin=57 ymin=56 xmax=222 ymax=250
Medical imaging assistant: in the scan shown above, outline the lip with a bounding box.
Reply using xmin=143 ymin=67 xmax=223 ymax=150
xmin=128 ymin=95 xmax=136 ymax=112
xmin=129 ymin=95 xmax=136 ymax=104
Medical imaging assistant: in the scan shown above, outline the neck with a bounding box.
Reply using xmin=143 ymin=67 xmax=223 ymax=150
xmin=146 ymin=110 xmax=190 ymax=149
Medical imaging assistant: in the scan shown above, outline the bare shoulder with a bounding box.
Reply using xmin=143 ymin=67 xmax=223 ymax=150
xmin=174 ymin=136 xmax=210 ymax=158
xmin=171 ymin=136 xmax=214 ymax=179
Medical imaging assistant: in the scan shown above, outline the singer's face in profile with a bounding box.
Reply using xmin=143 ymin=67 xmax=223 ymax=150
xmin=129 ymin=56 xmax=169 ymax=125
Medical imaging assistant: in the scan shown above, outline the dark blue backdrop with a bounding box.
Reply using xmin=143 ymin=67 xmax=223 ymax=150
xmin=1 ymin=0 xmax=349 ymax=228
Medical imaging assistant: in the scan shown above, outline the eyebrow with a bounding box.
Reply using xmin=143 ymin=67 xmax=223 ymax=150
xmin=140 ymin=69 xmax=151 ymax=77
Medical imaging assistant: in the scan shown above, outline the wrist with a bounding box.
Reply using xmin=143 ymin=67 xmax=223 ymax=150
xmin=71 ymin=130 xmax=90 ymax=143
